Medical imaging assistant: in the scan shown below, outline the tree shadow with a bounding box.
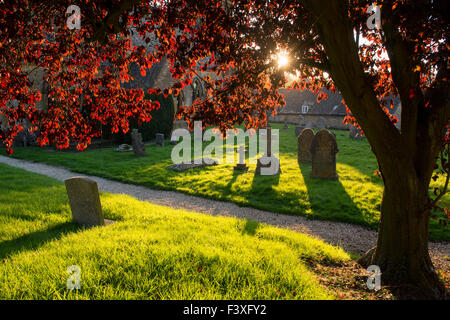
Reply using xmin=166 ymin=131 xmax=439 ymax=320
xmin=250 ymin=167 xmax=280 ymax=190
xmin=0 ymin=222 xmax=82 ymax=260
xmin=241 ymin=219 xmax=260 ymax=236
xmin=298 ymin=162 xmax=365 ymax=224
xmin=223 ymin=169 xmax=244 ymax=192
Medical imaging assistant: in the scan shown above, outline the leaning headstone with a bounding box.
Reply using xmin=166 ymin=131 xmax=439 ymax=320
xmin=349 ymin=126 xmax=364 ymax=139
xmin=131 ymin=129 xmax=146 ymax=156
xmin=65 ymin=177 xmax=113 ymax=227
xmin=316 ymin=116 xmax=326 ymax=130
xmin=255 ymin=126 xmax=281 ymax=175
xmin=297 ymin=128 xmax=314 ymax=163
xmin=234 ymin=145 xmax=248 ymax=172
xmin=155 ymin=133 xmax=164 ymax=146
xmin=310 ymin=129 xmax=339 ymax=180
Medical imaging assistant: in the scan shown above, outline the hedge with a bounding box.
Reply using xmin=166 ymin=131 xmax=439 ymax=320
xmin=105 ymin=93 xmax=175 ymax=144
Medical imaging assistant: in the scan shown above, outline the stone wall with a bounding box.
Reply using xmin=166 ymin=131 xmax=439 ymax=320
xmin=269 ymin=113 xmax=350 ymax=130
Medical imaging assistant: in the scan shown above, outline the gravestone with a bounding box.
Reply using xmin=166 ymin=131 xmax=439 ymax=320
xmin=172 ymin=120 xmax=188 ymax=131
xmin=349 ymin=126 xmax=364 ymax=139
xmin=171 ymin=121 xmax=189 ymax=145
xmin=234 ymin=145 xmax=248 ymax=172
xmin=283 ymin=120 xmax=289 ymax=130
xmin=255 ymin=126 xmax=281 ymax=175
xmin=316 ymin=117 xmax=326 ymax=130
xmin=65 ymin=177 xmax=114 ymax=227
xmin=155 ymin=133 xmax=164 ymax=146
xmin=170 ymin=127 xmax=190 ymax=145
xmin=131 ymin=129 xmax=146 ymax=156
xmin=310 ymin=129 xmax=339 ymax=180
xmin=295 ymin=124 xmax=304 ymax=137
xmin=297 ymin=128 xmax=314 ymax=163
xmin=295 ymin=116 xmax=305 ymax=137
xmin=168 ymin=158 xmax=218 ymax=172
xmin=116 ymin=144 xmax=133 ymax=152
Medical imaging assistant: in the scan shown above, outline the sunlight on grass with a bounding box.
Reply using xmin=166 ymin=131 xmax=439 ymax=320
xmin=0 ymin=164 xmax=350 ymax=300
xmin=2 ymin=123 xmax=449 ymax=240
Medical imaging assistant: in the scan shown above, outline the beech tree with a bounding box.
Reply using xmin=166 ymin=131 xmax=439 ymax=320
xmin=0 ymin=0 xmax=448 ymax=298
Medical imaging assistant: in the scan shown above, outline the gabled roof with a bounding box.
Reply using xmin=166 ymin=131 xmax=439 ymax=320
xmin=278 ymin=88 xmax=347 ymax=115
xmin=278 ymin=88 xmax=401 ymax=117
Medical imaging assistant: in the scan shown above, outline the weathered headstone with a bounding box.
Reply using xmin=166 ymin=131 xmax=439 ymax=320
xmin=172 ymin=120 xmax=188 ymax=131
xmin=155 ymin=133 xmax=164 ymax=146
xmin=297 ymin=128 xmax=314 ymax=163
xmin=310 ymin=129 xmax=339 ymax=180
xmin=295 ymin=124 xmax=304 ymax=137
xmin=65 ymin=177 xmax=113 ymax=227
xmin=255 ymin=126 xmax=281 ymax=175
xmin=316 ymin=116 xmax=327 ymax=130
xmin=171 ymin=120 xmax=189 ymax=144
xmin=305 ymin=122 xmax=314 ymax=129
xmin=116 ymin=144 xmax=133 ymax=152
xmin=131 ymin=129 xmax=146 ymax=156
xmin=349 ymin=126 xmax=364 ymax=139
xmin=234 ymin=145 xmax=248 ymax=172
xmin=168 ymin=158 xmax=218 ymax=172
xmin=295 ymin=116 xmax=305 ymax=137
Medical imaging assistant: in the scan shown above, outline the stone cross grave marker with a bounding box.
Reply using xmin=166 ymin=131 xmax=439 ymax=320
xmin=234 ymin=145 xmax=248 ymax=172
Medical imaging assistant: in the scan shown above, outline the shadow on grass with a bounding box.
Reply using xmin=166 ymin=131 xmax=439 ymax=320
xmin=241 ymin=219 xmax=260 ymax=236
xmin=250 ymin=166 xmax=280 ymax=193
xmin=299 ymin=162 xmax=364 ymax=223
xmin=223 ymin=169 xmax=245 ymax=192
xmin=0 ymin=222 xmax=82 ymax=260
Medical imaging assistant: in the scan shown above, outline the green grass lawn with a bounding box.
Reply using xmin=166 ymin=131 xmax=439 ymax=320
xmin=0 ymin=163 xmax=351 ymax=299
xmin=3 ymin=123 xmax=449 ymax=241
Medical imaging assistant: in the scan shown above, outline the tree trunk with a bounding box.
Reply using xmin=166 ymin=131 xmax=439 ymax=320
xmin=359 ymin=160 xmax=447 ymax=299
xmin=301 ymin=0 xmax=449 ymax=299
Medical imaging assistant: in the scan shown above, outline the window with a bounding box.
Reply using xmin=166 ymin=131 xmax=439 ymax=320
xmin=302 ymin=105 xmax=309 ymax=114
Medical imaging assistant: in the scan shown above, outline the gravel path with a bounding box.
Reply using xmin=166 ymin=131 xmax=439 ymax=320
xmin=1 ymin=155 xmax=448 ymax=272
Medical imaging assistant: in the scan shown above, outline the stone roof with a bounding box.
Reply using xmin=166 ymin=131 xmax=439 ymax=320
xmin=278 ymin=88 xmax=347 ymax=115
xmin=277 ymin=88 xmax=401 ymax=117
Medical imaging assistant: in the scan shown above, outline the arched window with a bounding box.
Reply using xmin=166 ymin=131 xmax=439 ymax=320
xmin=192 ymin=77 xmax=205 ymax=102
